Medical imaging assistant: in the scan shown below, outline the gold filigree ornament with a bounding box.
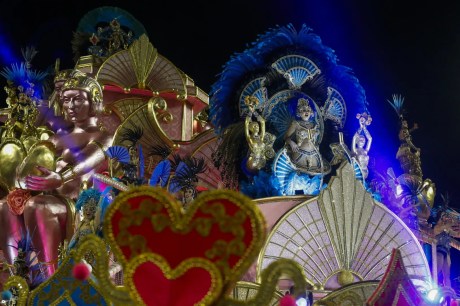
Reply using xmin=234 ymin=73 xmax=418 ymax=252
xmin=217 ymin=258 xmax=308 ymax=306
xmin=104 ymin=187 xmax=266 ymax=299
xmin=3 ymin=276 xmax=29 ymax=305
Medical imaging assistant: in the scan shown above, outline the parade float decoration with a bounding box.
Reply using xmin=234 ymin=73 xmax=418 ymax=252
xmin=0 ymin=5 xmax=456 ymax=306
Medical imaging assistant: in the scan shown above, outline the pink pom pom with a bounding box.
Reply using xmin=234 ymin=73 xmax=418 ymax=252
xmin=72 ymin=262 xmax=91 ymax=280
xmin=279 ymin=295 xmax=297 ymax=306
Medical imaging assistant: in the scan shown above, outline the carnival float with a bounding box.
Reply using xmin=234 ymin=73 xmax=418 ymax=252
xmin=0 ymin=6 xmax=458 ymax=306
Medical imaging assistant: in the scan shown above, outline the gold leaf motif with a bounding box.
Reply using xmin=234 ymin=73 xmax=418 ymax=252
xmin=193 ymin=218 xmax=213 ymax=236
xmin=150 ymin=214 xmax=170 ymax=232
xmin=129 ymin=34 xmax=158 ymax=89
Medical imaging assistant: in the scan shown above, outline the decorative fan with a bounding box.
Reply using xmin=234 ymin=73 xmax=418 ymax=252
xmin=322 ymin=87 xmax=347 ymax=129
xmin=110 ymin=97 xmax=146 ymax=121
xmin=96 ymin=34 xmax=158 ymax=90
xmin=258 ymin=162 xmax=432 ymax=291
xmin=271 ymin=55 xmax=321 ymax=89
xmin=352 ymin=159 xmax=365 ymax=183
xmin=238 ymin=77 xmax=268 ymax=117
xmin=271 ymin=148 xmax=324 ymax=196
xmin=130 ymin=34 xmax=158 ymax=89
xmin=149 ymin=159 xmax=171 ymax=187
xmin=266 ymin=99 xmax=292 ymax=143
xmin=146 ymin=55 xmax=187 ymax=96
xmin=106 ymin=146 xmax=130 ymax=163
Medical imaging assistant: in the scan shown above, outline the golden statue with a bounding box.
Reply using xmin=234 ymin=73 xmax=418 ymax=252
xmin=0 ymin=71 xmax=112 ymax=277
xmin=244 ymin=96 xmax=275 ymax=172
xmin=352 ymin=112 xmax=372 ymax=179
xmin=396 ymin=119 xmax=422 ymax=178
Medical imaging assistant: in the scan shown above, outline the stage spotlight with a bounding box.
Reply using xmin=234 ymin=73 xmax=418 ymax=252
xmin=427 ymin=288 xmax=445 ymax=304
xmin=296 ymin=297 xmax=308 ymax=306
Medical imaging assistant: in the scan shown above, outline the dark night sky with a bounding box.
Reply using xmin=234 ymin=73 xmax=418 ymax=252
xmin=0 ymin=0 xmax=459 ymax=209
xmin=1 ymin=0 xmax=460 ymax=284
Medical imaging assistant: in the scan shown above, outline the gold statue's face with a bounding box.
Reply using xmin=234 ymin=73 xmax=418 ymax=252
xmin=62 ymin=89 xmax=91 ymax=123
xmin=249 ymin=122 xmax=259 ymax=134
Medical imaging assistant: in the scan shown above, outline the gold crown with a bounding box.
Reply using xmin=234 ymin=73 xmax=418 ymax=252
xmin=297 ymin=98 xmax=311 ymax=110
xmin=53 ymin=69 xmax=85 ymax=83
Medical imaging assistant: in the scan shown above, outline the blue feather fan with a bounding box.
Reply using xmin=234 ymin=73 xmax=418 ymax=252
xmin=106 ymin=146 xmax=130 ymax=164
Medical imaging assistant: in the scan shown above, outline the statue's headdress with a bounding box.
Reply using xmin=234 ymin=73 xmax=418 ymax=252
xmin=61 ymin=74 xmax=103 ymax=114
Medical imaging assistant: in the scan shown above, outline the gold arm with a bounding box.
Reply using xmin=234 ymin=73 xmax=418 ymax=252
xmin=60 ymin=141 xmax=107 ymax=183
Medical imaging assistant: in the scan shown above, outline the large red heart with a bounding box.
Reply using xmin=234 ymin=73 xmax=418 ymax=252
xmin=126 ymin=254 xmax=222 ymax=306
xmin=104 ymin=187 xmax=266 ymax=297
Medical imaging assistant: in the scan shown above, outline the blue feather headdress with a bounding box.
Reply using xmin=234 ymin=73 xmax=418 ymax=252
xmin=75 ymin=188 xmax=102 ymax=211
xmin=209 ymin=23 xmax=368 ymax=134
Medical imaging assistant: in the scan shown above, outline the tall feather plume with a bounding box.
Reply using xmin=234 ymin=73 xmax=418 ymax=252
xmin=169 ymin=153 xmax=184 ymax=172
xmin=119 ymin=126 xmax=143 ymax=147
xmin=387 ymin=94 xmax=405 ymax=119
xmin=149 ymin=144 xmax=172 ymax=160
xmin=21 ymin=46 xmax=38 ymax=69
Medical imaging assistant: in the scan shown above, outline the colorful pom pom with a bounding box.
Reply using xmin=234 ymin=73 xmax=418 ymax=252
xmin=1 ymin=290 xmax=13 ymax=300
xmin=72 ymin=262 xmax=91 ymax=280
xmin=279 ymin=294 xmax=297 ymax=306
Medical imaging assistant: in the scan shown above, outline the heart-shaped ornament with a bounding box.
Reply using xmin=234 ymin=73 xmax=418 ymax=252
xmin=104 ymin=186 xmax=266 ymax=298
xmin=125 ymin=254 xmax=222 ymax=306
